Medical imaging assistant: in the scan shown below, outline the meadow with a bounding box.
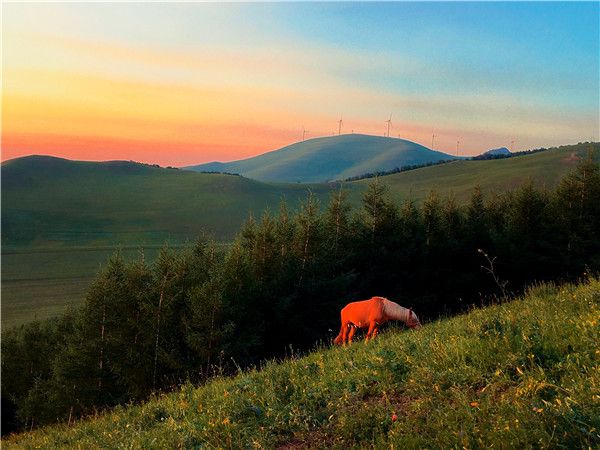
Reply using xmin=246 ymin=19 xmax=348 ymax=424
xmin=5 ymin=278 xmax=599 ymax=448
xmin=1 ymin=142 xmax=595 ymax=327
xmin=359 ymin=142 xmax=590 ymax=204
xmin=1 ymin=246 xmax=183 ymax=327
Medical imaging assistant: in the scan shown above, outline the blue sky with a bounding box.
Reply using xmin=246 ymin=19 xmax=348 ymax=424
xmin=3 ymin=2 xmax=599 ymax=164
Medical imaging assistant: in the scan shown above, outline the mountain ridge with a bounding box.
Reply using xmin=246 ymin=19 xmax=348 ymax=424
xmin=185 ymin=134 xmax=458 ymax=182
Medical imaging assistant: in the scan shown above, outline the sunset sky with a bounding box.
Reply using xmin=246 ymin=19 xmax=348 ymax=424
xmin=2 ymin=2 xmax=599 ymax=166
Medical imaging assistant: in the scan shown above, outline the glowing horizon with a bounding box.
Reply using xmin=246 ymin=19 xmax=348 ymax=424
xmin=2 ymin=3 xmax=598 ymax=167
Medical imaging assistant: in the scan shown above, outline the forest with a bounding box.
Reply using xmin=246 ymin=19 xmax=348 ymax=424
xmin=2 ymin=154 xmax=599 ymax=435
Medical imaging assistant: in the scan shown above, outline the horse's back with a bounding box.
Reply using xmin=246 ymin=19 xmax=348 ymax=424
xmin=341 ymin=297 xmax=386 ymax=326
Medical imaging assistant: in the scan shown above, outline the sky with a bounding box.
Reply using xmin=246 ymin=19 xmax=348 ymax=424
xmin=2 ymin=2 xmax=599 ymax=166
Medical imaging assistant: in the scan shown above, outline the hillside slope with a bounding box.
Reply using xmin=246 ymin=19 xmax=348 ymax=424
xmin=357 ymin=142 xmax=597 ymax=204
xmin=1 ymin=155 xmax=334 ymax=248
xmin=186 ymin=134 xmax=457 ymax=183
xmin=3 ymin=143 xmax=594 ymax=249
xmin=1 ymin=143 xmax=597 ymax=327
xmin=6 ymin=279 xmax=599 ymax=448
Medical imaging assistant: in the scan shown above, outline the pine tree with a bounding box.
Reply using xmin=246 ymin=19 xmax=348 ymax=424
xmin=296 ymin=191 xmax=321 ymax=284
xmin=361 ymin=177 xmax=392 ymax=242
xmin=326 ymin=185 xmax=351 ymax=259
xmin=553 ymin=148 xmax=600 ymax=273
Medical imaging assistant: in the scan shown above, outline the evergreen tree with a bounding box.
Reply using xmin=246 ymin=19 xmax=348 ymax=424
xmin=326 ymin=185 xmax=352 ymax=260
xmin=506 ymin=181 xmax=550 ymax=284
xmin=296 ymin=191 xmax=321 ymax=284
xmin=553 ymin=150 xmax=600 ymax=273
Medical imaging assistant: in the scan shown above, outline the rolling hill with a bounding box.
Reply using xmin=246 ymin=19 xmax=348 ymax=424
xmin=185 ymin=134 xmax=458 ymax=183
xmin=0 ymin=157 xmax=333 ymax=327
xmin=5 ymin=278 xmax=599 ymax=448
xmin=1 ymin=142 xmax=596 ymax=327
xmin=1 ymin=155 xmax=334 ymax=248
xmin=4 ymin=143 xmax=593 ymax=249
xmin=357 ymin=142 xmax=596 ymax=204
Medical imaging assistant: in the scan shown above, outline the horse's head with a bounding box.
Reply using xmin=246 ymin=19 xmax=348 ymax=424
xmin=407 ymin=309 xmax=422 ymax=329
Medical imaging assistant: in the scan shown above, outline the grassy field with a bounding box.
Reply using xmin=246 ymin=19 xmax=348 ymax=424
xmin=356 ymin=142 xmax=595 ymax=203
xmin=1 ymin=246 xmax=184 ymax=327
xmin=1 ymin=142 xmax=596 ymax=328
xmin=1 ymin=156 xmax=334 ymax=248
xmin=5 ymin=278 xmax=599 ymax=448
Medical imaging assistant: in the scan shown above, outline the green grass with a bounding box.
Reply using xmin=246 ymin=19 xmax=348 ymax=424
xmin=1 ymin=142 xmax=596 ymax=328
xmin=2 ymin=144 xmax=593 ymax=249
xmin=1 ymin=156 xmax=334 ymax=248
xmin=0 ymin=246 xmax=186 ymax=327
xmin=5 ymin=278 xmax=599 ymax=449
xmin=355 ymin=142 xmax=596 ymax=204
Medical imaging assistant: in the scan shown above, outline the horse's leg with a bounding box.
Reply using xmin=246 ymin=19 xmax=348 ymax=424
xmin=347 ymin=325 xmax=357 ymax=344
xmin=372 ymin=326 xmax=379 ymax=339
xmin=341 ymin=322 xmax=351 ymax=345
xmin=333 ymin=322 xmax=346 ymax=345
xmin=365 ymin=322 xmax=377 ymax=342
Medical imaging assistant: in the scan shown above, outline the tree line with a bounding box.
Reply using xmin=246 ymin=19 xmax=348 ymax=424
xmin=340 ymin=158 xmax=457 ymax=182
xmin=341 ymin=141 xmax=569 ymax=182
xmin=2 ymin=151 xmax=599 ymax=434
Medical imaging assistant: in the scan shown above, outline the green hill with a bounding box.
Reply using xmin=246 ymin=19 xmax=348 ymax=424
xmin=3 ymin=144 xmax=593 ymax=249
xmin=5 ymin=278 xmax=599 ymax=448
xmin=355 ymin=142 xmax=596 ymax=204
xmin=185 ymin=134 xmax=457 ymax=183
xmin=1 ymin=142 xmax=596 ymax=327
xmin=0 ymin=157 xmax=333 ymax=327
xmin=1 ymin=155 xmax=334 ymax=248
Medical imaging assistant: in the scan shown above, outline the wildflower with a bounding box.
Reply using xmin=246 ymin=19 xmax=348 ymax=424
xmin=532 ymin=407 xmax=544 ymax=413
xmin=391 ymin=413 xmax=398 ymax=422
xmin=222 ymin=417 xmax=230 ymax=425
xmin=470 ymin=402 xmax=479 ymax=407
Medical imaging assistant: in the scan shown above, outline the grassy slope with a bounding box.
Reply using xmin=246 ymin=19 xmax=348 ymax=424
xmin=355 ymin=142 xmax=594 ymax=204
xmin=3 ymin=144 xmax=593 ymax=249
xmin=186 ymin=134 xmax=456 ymax=183
xmin=6 ymin=278 xmax=599 ymax=449
xmin=0 ymin=158 xmax=329 ymax=327
xmin=1 ymin=156 xmax=334 ymax=247
xmin=0 ymin=246 xmax=175 ymax=327
xmin=1 ymin=143 xmax=595 ymax=327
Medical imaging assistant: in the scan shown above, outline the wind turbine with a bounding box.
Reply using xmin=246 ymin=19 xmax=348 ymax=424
xmin=456 ymin=138 xmax=461 ymax=156
xmin=302 ymin=127 xmax=309 ymax=141
xmin=431 ymin=131 xmax=436 ymax=150
xmin=510 ymin=138 xmax=515 ymax=153
xmin=338 ymin=116 xmax=343 ymax=136
xmin=385 ymin=114 xmax=393 ymax=137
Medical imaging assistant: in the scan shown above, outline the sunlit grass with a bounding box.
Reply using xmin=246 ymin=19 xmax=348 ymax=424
xmin=6 ymin=278 xmax=599 ymax=449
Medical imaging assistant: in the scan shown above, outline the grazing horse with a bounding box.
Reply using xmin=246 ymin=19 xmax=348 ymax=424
xmin=333 ymin=296 xmax=421 ymax=345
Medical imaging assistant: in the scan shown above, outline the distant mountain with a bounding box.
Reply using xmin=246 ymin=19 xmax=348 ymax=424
xmin=185 ymin=134 xmax=458 ymax=183
xmin=481 ymin=147 xmax=512 ymax=157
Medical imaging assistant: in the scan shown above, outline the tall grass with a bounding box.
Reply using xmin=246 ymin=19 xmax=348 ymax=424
xmin=5 ymin=278 xmax=599 ymax=449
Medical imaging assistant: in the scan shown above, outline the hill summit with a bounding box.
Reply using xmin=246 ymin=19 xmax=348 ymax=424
xmin=185 ymin=134 xmax=457 ymax=183
xmin=481 ymin=147 xmax=512 ymax=157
